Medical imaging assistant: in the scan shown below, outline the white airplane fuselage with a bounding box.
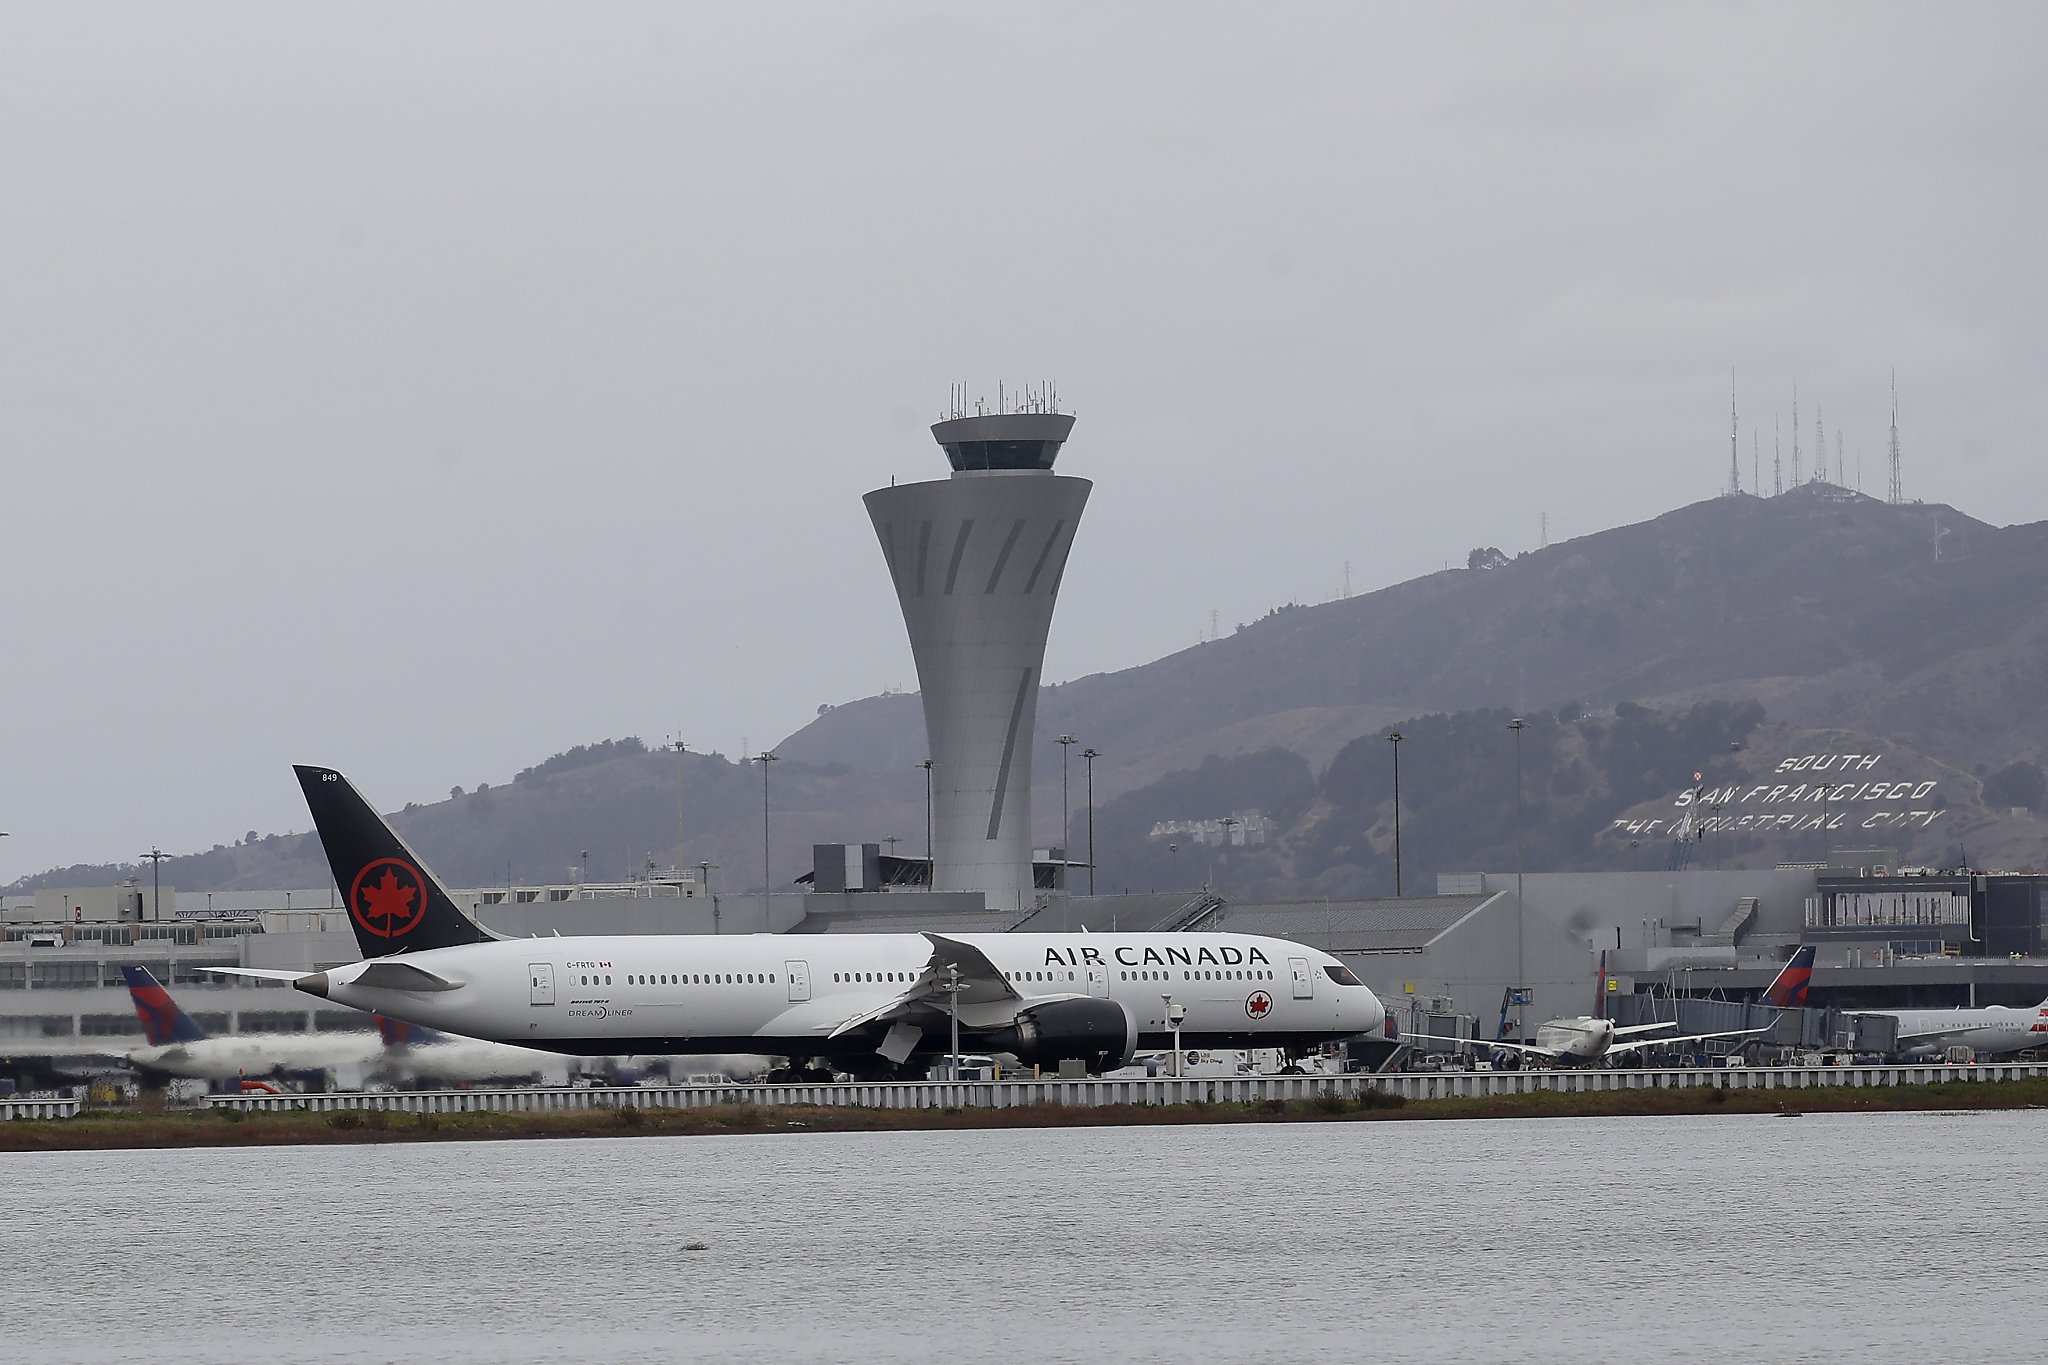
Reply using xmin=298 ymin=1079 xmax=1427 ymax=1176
xmin=301 ymin=931 xmax=1386 ymax=1061
xmin=127 ymin=1033 xmax=385 ymax=1082
xmin=1865 ymin=1003 xmax=2048 ymax=1058
xmin=1530 ymin=1017 xmax=1621 ymax=1064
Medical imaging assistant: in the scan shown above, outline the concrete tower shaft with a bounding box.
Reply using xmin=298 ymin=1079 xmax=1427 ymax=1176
xmin=865 ymin=411 xmax=1089 ymax=899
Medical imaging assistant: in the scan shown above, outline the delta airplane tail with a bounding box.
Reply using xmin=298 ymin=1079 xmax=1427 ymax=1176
xmin=294 ymin=765 xmax=501 ymax=958
xmin=123 ymin=965 xmax=208 ymax=1046
xmin=376 ymin=1014 xmax=450 ymax=1048
xmin=1763 ymin=946 xmax=1816 ymax=1009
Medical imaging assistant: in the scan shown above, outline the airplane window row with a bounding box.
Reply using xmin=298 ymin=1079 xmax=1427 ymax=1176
xmin=832 ymin=972 xmax=912 ymax=984
xmin=574 ymin=973 xmax=777 ymax=987
xmin=1120 ymin=969 xmax=1273 ymax=983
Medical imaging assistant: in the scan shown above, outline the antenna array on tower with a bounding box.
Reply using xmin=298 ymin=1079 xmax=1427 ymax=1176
xmin=1887 ymin=370 xmax=1904 ymax=505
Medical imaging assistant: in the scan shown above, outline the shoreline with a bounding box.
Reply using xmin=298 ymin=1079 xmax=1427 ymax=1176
xmin=5 ymin=1076 xmax=2045 ymax=1152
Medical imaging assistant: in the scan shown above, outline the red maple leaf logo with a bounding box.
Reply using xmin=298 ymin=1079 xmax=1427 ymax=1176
xmin=1245 ymin=991 xmax=1272 ymax=1019
xmin=349 ymin=859 xmax=427 ymax=938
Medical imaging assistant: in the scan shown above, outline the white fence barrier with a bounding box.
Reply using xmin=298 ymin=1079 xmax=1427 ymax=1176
xmin=198 ymin=1062 xmax=2048 ymax=1116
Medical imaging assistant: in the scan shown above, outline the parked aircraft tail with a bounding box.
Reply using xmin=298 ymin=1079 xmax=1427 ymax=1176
xmin=1763 ymin=945 xmax=1816 ymax=1009
xmin=376 ymin=1014 xmax=451 ymax=1048
xmin=294 ymin=765 xmax=501 ymax=958
xmin=123 ymin=965 xmax=209 ymax=1046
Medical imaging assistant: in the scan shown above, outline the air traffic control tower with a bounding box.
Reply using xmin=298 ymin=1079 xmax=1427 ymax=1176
xmin=865 ymin=391 xmax=1089 ymax=901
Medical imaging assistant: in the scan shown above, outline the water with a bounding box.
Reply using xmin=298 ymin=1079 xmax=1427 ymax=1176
xmin=10 ymin=1110 xmax=2045 ymax=1362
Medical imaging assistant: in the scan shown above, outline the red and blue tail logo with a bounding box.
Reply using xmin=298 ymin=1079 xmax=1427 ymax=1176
xmin=123 ymin=965 xmax=208 ymax=1046
xmin=376 ymin=1015 xmax=449 ymax=1048
xmin=1763 ymin=946 xmax=1815 ymax=1009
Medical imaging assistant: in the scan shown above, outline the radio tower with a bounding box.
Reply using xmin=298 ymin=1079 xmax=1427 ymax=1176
xmin=1836 ymin=429 xmax=1845 ymax=486
xmin=1773 ymin=416 xmax=1782 ymax=495
xmin=1752 ymin=428 xmax=1760 ymax=494
xmin=1815 ymin=407 xmax=1825 ymax=485
xmin=1790 ymin=384 xmax=1802 ymax=486
xmin=1887 ymin=369 xmax=1904 ymax=504
xmin=1727 ymin=369 xmax=1741 ymax=495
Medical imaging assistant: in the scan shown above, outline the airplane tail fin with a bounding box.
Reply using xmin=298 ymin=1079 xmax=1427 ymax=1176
xmin=376 ymin=1014 xmax=450 ymax=1048
xmin=1763 ymin=945 xmax=1816 ymax=1009
xmin=294 ymin=765 xmax=501 ymax=958
xmin=123 ymin=965 xmax=208 ymax=1046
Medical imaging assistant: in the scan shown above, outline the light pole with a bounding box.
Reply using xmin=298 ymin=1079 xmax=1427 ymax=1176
xmin=1216 ymin=816 xmax=1240 ymax=895
xmin=938 ymin=962 xmax=964 ymax=1080
xmin=700 ymin=860 xmax=720 ymax=934
xmin=1168 ymin=842 xmax=1179 ymax=887
xmin=1057 ymin=735 xmax=1077 ymax=869
xmin=1081 ymin=748 xmax=1100 ymax=895
xmin=1164 ymin=997 xmax=1186 ymax=1078
xmin=670 ymin=739 xmax=688 ymax=876
xmin=1507 ymin=717 xmax=1527 ymax=1042
xmin=918 ymin=759 xmax=935 ymax=890
xmin=1386 ymin=731 xmax=1404 ymax=896
xmin=752 ymin=751 xmax=779 ymax=902
xmin=579 ymin=850 xmax=589 ymax=889
xmin=140 ymin=847 xmax=169 ymax=922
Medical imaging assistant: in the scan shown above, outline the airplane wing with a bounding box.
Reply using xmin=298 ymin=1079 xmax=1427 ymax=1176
xmin=200 ymin=967 xmax=308 ymax=984
xmin=825 ymin=933 xmax=1023 ymax=1040
xmin=1408 ymin=1033 xmax=1562 ymax=1062
xmin=1611 ymin=1021 xmax=1681 ymax=1038
xmin=1608 ymin=1026 xmax=1769 ymax=1057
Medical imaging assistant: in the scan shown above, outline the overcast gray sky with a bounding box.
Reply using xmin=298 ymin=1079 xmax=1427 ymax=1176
xmin=5 ymin=1 xmax=2044 ymax=881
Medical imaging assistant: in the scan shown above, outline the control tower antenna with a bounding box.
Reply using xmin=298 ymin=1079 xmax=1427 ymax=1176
xmin=1791 ymin=383 xmax=1801 ymax=486
xmin=1887 ymin=369 xmax=1904 ymax=505
xmin=1727 ymin=369 xmax=1740 ymax=495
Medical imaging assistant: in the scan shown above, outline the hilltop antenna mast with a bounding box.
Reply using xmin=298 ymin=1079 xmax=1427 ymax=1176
xmin=1773 ymin=416 xmax=1782 ymax=496
xmin=1791 ymin=384 xmax=1801 ymax=486
xmin=1540 ymin=511 xmax=1549 ymax=547
xmin=1343 ymin=561 xmax=1352 ymax=598
xmin=1752 ymin=428 xmax=1759 ymax=494
xmin=1836 ymin=429 xmax=1845 ymax=486
xmin=1887 ymin=370 xmax=1904 ymax=505
xmin=1815 ymin=407 xmax=1825 ymax=485
xmin=1728 ymin=369 xmax=1740 ymax=495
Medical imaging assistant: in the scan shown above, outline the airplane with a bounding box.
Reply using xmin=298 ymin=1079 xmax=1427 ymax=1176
xmin=1413 ymin=949 xmax=1817 ymax=1069
xmin=1846 ymin=994 xmax=2048 ymax=1060
xmin=123 ymin=965 xmax=383 ymax=1083
xmin=1762 ymin=945 xmax=1816 ymax=1008
xmin=205 ymin=765 xmax=1390 ymax=1079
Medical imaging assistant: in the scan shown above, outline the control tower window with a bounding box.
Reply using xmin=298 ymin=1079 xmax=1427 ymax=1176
xmin=1323 ymin=963 xmax=1365 ymax=987
xmin=943 ymin=440 xmax=1062 ymax=471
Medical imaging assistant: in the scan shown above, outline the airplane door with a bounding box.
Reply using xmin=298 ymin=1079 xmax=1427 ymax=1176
xmin=530 ymin=963 xmax=556 ymax=1006
xmin=785 ymin=960 xmax=812 ymax=1003
xmin=1087 ymin=964 xmax=1108 ymax=998
xmin=1289 ymin=957 xmax=1314 ymax=1000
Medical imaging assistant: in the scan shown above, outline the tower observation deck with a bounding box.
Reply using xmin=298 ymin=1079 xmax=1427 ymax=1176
xmin=864 ymin=394 xmax=1089 ymax=901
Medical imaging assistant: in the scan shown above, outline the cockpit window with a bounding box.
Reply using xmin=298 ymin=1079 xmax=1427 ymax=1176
xmin=1323 ymin=963 xmax=1364 ymax=987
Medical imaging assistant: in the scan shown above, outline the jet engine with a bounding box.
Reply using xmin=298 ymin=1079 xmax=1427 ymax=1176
xmin=982 ymin=998 xmax=1138 ymax=1073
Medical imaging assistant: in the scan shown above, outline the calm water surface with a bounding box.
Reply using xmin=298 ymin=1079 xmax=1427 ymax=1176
xmin=9 ymin=1110 xmax=2044 ymax=1363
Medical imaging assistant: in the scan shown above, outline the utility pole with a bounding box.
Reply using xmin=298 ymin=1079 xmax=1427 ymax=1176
xmin=1082 ymin=748 xmax=1100 ymax=896
xmin=1057 ymin=735 xmax=1076 ymax=881
xmin=1507 ymin=718 xmax=1527 ymax=1042
xmin=140 ymin=847 xmax=169 ymax=922
xmin=919 ymin=759 xmax=935 ymax=890
xmin=752 ymin=751 xmax=778 ymax=907
xmin=670 ymin=739 xmax=688 ymax=879
xmin=1387 ymin=731 xmax=1404 ymax=896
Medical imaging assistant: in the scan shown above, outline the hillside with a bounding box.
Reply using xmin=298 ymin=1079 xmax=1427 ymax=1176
xmin=18 ymin=485 xmax=2048 ymax=898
